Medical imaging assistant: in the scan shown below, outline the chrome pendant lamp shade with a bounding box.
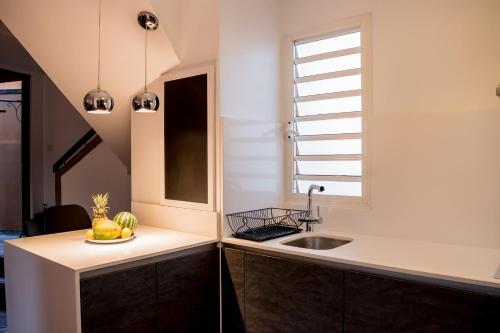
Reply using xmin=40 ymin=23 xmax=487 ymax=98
xmin=132 ymin=91 xmax=159 ymax=113
xmin=84 ymin=88 xmax=114 ymax=113
xmin=84 ymin=0 xmax=114 ymax=114
xmin=132 ymin=11 xmax=160 ymax=113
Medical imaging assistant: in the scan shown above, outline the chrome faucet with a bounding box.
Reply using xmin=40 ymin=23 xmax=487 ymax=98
xmin=299 ymin=184 xmax=325 ymax=232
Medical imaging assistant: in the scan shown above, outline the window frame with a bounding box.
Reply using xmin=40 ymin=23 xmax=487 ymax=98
xmin=284 ymin=14 xmax=372 ymax=209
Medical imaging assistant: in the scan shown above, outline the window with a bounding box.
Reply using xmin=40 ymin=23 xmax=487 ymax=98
xmin=288 ymin=16 xmax=371 ymax=205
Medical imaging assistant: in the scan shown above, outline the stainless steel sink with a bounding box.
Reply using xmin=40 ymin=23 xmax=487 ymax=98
xmin=282 ymin=236 xmax=352 ymax=250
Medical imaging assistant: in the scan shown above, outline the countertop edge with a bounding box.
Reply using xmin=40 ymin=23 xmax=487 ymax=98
xmin=222 ymin=237 xmax=500 ymax=291
xmin=76 ymin=238 xmax=218 ymax=273
xmin=4 ymin=241 xmax=78 ymax=272
xmin=4 ymin=228 xmax=218 ymax=273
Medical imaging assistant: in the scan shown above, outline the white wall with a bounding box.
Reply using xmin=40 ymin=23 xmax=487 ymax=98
xmin=279 ymin=0 xmax=500 ymax=249
xmin=131 ymin=0 xmax=219 ymax=236
xmin=133 ymin=0 xmax=218 ymax=205
xmin=219 ymin=0 xmax=284 ymax=236
xmin=0 ymin=23 xmax=48 ymax=220
xmin=0 ymin=89 xmax=22 ymax=230
xmin=1 ymin=22 xmax=131 ymax=221
xmin=133 ymin=0 xmax=500 ymax=248
xmin=42 ymin=78 xmax=131 ymax=217
xmin=61 ymin=144 xmax=130 ymax=218
xmin=41 ymin=78 xmax=90 ymax=207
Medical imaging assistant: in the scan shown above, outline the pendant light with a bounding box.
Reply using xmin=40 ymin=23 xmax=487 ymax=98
xmin=132 ymin=11 xmax=160 ymax=113
xmin=83 ymin=0 xmax=114 ymax=114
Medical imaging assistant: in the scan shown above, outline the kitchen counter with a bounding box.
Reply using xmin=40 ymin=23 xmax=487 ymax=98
xmin=5 ymin=226 xmax=217 ymax=333
xmin=6 ymin=225 xmax=217 ymax=272
xmin=224 ymin=231 xmax=500 ymax=290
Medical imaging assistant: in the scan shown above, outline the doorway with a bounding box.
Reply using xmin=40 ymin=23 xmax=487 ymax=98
xmin=0 ymin=68 xmax=30 ymax=235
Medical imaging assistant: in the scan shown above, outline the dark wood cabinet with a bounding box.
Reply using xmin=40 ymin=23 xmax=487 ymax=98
xmin=222 ymin=248 xmax=246 ymax=332
xmin=344 ymin=271 xmax=500 ymax=333
xmin=223 ymin=246 xmax=500 ymax=333
xmin=80 ymin=247 xmax=219 ymax=333
xmin=80 ymin=244 xmax=500 ymax=333
xmin=157 ymin=249 xmax=219 ymax=333
xmin=80 ymin=263 xmax=157 ymax=333
xmin=244 ymin=252 xmax=344 ymax=333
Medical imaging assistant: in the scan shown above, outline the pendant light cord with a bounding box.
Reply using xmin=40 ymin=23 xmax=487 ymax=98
xmin=144 ymin=27 xmax=148 ymax=91
xmin=97 ymin=0 xmax=102 ymax=90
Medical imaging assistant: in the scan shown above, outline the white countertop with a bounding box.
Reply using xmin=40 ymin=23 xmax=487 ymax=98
xmin=6 ymin=225 xmax=217 ymax=273
xmin=224 ymin=231 xmax=500 ymax=289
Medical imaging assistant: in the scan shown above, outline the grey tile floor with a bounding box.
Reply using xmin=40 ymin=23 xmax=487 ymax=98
xmin=0 ymin=231 xmax=21 ymax=257
xmin=0 ymin=310 xmax=6 ymax=333
xmin=0 ymin=230 xmax=21 ymax=333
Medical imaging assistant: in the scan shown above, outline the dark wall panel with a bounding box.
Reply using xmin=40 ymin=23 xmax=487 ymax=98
xmin=164 ymin=74 xmax=208 ymax=203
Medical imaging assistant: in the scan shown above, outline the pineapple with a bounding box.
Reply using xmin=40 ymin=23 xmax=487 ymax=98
xmin=91 ymin=193 xmax=110 ymax=227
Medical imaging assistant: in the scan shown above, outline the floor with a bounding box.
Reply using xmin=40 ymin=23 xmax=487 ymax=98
xmin=0 ymin=230 xmax=21 ymax=333
xmin=0 ymin=231 xmax=21 ymax=257
xmin=0 ymin=310 xmax=6 ymax=333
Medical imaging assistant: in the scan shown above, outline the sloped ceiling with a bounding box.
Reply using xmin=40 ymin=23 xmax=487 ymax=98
xmin=0 ymin=0 xmax=180 ymax=168
xmin=151 ymin=0 xmax=219 ymax=68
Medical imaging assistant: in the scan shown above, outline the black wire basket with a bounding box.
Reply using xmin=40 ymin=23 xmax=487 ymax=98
xmin=226 ymin=208 xmax=308 ymax=242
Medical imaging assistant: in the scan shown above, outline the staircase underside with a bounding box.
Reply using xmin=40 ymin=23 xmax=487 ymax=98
xmin=0 ymin=0 xmax=180 ymax=169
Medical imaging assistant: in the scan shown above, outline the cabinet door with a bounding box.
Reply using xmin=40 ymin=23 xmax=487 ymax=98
xmin=245 ymin=252 xmax=343 ymax=333
xmin=157 ymin=249 xmax=219 ymax=333
xmin=222 ymin=248 xmax=246 ymax=332
xmin=345 ymin=271 xmax=500 ymax=333
xmin=80 ymin=263 xmax=157 ymax=333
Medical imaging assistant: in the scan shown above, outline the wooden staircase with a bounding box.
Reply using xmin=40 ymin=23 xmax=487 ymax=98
xmin=52 ymin=129 xmax=102 ymax=205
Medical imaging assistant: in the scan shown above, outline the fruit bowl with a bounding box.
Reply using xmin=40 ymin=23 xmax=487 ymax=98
xmin=86 ymin=235 xmax=136 ymax=244
xmin=86 ymin=193 xmax=139 ymax=244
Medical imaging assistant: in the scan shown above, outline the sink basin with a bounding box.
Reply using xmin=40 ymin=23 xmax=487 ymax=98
xmin=282 ymin=236 xmax=352 ymax=250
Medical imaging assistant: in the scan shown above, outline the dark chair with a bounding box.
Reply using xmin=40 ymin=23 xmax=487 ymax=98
xmin=41 ymin=205 xmax=92 ymax=234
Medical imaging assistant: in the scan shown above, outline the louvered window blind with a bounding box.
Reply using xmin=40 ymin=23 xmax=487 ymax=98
xmin=291 ymin=28 xmax=365 ymax=198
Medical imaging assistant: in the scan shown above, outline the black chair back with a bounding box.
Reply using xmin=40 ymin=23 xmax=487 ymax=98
xmin=43 ymin=205 xmax=91 ymax=234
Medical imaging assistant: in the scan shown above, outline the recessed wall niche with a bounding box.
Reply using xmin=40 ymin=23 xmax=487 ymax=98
xmin=161 ymin=65 xmax=215 ymax=211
